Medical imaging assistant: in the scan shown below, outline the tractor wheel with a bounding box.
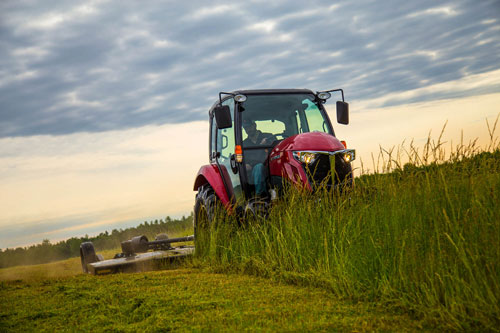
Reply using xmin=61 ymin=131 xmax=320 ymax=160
xmin=193 ymin=184 xmax=217 ymax=248
xmin=244 ymin=198 xmax=269 ymax=222
xmin=80 ymin=242 xmax=99 ymax=273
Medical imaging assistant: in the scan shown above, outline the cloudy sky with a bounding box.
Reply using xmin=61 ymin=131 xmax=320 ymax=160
xmin=1 ymin=0 xmax=499 ymax=249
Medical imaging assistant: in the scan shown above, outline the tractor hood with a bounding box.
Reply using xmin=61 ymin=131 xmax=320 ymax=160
xmin=273 ymin=132 xmax=345 ymax=153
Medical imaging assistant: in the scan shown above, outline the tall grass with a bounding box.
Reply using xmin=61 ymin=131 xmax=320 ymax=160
xmin=197 ymin=117 xmax=500 ymax=331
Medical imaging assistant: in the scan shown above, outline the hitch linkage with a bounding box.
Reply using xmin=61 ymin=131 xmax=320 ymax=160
xmin=120 ymin=235 xmax=194 ymax=256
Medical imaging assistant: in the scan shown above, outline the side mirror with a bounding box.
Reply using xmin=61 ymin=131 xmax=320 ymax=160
xmin=336 ymin=101 xmax=349 ymax=125
xmin=214 ymin=105 xmax=232 ymax=129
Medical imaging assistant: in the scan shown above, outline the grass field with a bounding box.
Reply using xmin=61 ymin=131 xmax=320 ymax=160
xmin=1 ymin=123 xmax=499 ymax=331
xmin=197 ymin=123 xmax=500 ymax=331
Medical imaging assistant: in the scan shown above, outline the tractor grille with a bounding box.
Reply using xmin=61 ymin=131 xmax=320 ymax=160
xmin=304 ymin=154 xmax=331 ymax=186
xmin=333 ymin=154 xmax=352 ymax=184
xmin=303 ymin=153 xmax=352 ymax=190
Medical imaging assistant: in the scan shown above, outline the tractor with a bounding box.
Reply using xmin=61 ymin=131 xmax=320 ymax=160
xmin=193 ymin=88 xmax=355 ymax=236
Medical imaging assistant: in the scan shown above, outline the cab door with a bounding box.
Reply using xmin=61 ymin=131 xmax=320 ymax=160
xmin=213 ymin=98 xmax=244 ymax=203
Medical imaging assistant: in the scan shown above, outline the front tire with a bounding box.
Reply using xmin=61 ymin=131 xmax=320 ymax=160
xmin=193 ymin=185 xmax=217 ymax=253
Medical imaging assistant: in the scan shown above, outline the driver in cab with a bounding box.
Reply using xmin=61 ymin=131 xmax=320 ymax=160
xmin=242 ymin=119 xmax=276 ymax=147
xmin=242 ymin=119 xmax=276 ymax=197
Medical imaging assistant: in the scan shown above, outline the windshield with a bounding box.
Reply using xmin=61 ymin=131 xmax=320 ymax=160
xmin=240 ymin=94 xmax=332 ymax=147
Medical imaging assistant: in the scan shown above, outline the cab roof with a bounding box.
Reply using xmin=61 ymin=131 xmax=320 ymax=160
xmin=209 ymin=89 xmax=317 ymax=112
xmin=231 ymin=88 xmax=314 ymax=95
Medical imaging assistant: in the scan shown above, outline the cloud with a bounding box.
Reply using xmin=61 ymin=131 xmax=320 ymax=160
xmin=352 ymin=69 xmax=500 ymax=110
xmin=406 ymin=6 xmax=459 ymax=18
xmin=0 ymin=0 xmax=499 ymax=138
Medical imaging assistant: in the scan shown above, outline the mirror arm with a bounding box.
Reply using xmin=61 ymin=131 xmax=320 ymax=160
xmin=219 ymin=92 xmax=234 ymax=105
xmin=319 ymin=89 xmax=345 ymax=102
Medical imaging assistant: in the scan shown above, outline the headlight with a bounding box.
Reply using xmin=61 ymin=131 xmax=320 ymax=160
xmin=341 ymin=150 xmax=355 ymax=163
xmin=293 ymin=151 xmax=317 ymax=165
xmin=317 ymin=91 xmax=331 ymax=100
xmin=234 ymin=94 xmax=247 ymax=102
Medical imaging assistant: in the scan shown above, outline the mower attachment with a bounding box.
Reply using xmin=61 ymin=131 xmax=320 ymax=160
xmin=80 ymin=234 xmax=194 ymax=275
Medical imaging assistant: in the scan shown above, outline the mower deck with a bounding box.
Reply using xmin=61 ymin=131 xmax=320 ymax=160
xmin=87 ymin=246 xmax=194 ymax=275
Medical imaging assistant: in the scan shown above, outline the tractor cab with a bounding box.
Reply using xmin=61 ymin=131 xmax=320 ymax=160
xmin=195 ymin=88 xmax=353 ymax=215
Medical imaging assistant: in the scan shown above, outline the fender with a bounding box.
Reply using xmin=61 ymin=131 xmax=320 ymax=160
xmin=193 ymin=164 xmax=233 ymax=209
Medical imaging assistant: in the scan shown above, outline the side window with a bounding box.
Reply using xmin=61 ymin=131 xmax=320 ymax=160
xmin=216 ymin=99 xmax=235 ymax=160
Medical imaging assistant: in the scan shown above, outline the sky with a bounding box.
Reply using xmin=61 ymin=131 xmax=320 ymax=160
xmin=1 ymin=0 xmax=499 ymax=249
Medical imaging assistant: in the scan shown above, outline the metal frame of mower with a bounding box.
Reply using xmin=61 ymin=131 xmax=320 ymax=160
xmin=80 ymin=234 xmax=194 ymax=275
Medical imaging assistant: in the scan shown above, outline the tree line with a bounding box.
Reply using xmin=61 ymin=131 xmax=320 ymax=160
xmin=0 ymin=214 xmax=193 ymax=269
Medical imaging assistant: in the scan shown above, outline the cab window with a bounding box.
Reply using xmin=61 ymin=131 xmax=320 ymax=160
xmin=242 ymin=120 xmax=286 ymax=141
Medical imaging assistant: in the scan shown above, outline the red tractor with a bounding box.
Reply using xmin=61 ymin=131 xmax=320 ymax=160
xmin=193 ymin=89 xmax=355 ymax=233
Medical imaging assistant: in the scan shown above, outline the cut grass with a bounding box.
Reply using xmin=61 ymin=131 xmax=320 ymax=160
xmin=0 ymin=268 xmax=426 ymax=332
